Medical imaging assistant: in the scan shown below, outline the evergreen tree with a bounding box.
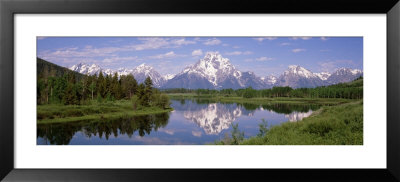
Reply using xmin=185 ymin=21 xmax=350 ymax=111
xmin=63 ymin=82 xmax=78 ymax=105
xmin=143 ymin=76 xmax=153 ymax=106
xmin=125 ymin=74 xmax=138 ymax=98
xmin=110 ymin=72 xmax=123 ymax=100
xmin=97 ymin=72 xmax=106 ymax=97
xmin=137 ymin=83 xmax=147 ymax=106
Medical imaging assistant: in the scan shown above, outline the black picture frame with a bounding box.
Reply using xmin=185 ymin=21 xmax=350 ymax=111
xmin=1 ymin=0 xmax=399 ymax=181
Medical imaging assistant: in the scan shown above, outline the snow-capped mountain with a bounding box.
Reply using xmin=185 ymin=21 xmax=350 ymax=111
xmin=116 ymin=68 xmax=133 ymax=76
xmin=131 ymin=64 xmax=166 ymax=87
xmin=165 ymin=52 xmax=243 ymax=89
xmin=314 ymin=72 xmax=331 ymax=81
xmin=276 ymin=65 xmax=325 ymax=88
xmin=275 ymin=65 xmax=362 ymax=88
xmin=70 ymin=63 xmax=102 ymax=75
xmin=69 ymin=53 xmax=363 ymax=89
xmin=163 ymin=52 xmax=270 ymax=89
xmin=69 ymin=63 xmax=167 ymax=87
xmin=326 ymin=68 xmax=363 ymax=85
xmin=261 ymin=75 xmax=277 ymax=85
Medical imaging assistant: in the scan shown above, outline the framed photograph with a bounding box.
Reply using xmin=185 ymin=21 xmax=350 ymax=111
xmin=1 ymin=0 xmax=399 ymax=181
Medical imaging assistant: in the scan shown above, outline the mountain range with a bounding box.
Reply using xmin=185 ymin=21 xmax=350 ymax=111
xmin=68 ymin=52 xmax=363 ymax=89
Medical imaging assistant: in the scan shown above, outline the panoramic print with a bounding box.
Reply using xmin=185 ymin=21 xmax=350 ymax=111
xmin=37 ymin=37 xmax=363 ymax=145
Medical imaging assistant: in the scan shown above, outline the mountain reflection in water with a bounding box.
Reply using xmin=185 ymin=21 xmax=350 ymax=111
xmin=37 ymin=99 xmax=321 ymax=145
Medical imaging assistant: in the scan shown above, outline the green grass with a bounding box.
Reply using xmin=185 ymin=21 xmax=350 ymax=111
xmin=37 ymin=100 xmax=173 ymax=124
xmin=236 ymin=100 xmax=363 ymax=145
xmin=168 ymin=93 xmax=354 ymax=105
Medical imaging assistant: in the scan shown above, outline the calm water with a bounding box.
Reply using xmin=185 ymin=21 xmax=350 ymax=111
xmin=37 ymin=99 xmax=321 ymax=145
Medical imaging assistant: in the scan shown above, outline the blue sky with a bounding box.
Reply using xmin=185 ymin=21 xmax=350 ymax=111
xmin=37 ymin=37 xmax=363 ymax=77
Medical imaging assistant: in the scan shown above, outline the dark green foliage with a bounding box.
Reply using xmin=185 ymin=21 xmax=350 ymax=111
xmin=162 ymin=78 xmax=363 ymax=100
xmin=137 ymin=83 xmax=147 ymax=106
xmin=240 ymin=101 xmax=363 ymax=145
xmin=37 ymin=57 xmax=85 ymax=81
xmin=159 ymin=94 xmax=170 ymax=109
xmin=97 ymin=72 xmax=106 ymax=97
xmin=143 ymin=76 xmax=153 ymax=105
xmin=37 ymin=58 xmax=170 ymax=109
xmin=37 ymin=112 xmax=170 ymax=144
xmin=63 ymin=83 xmax=79 ymax=105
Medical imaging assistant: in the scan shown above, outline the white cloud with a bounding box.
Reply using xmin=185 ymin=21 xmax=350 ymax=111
xmin=192 ymin=131 xmax=202 ymax=137
xmin=38 ymin=38 xmax=194 ymax=63
xmin=131 ymin=38 xmax=171 ymax=50
xmin=320 ymin=37 xmax=329 ymax=41
xmin=292 ymin=48 xmax=306 ymax=53
xmin=192 ymin=49 xmax=203 ymax=56
xmin=127 ymin=38 xmax=196 ymax=51
xmin=318 ymin=60 xmax=357 ymax=72
xmin=222 ymin=44 xmax=230 ymax=47
xmin=171 ymin=38 xmax=196 ymax=46
xmin=148 ymin=51 xmax=182 ymax=59
xmin=37 ymin=37 xmax=46 ymax=40
xmin=291 ymin=37 xmax=312 ymax=40
xmin=255 ymin=57 xmax=274 ymax=61
xmin=225 ymin=51 xmax=253 ymax=56
xmin=244 ymin=56 xmax=274 ymax=62
xmin=318 ymin=62 xmax=336 ymax=72
xmin=253 ymin=37 xmax=277 ymax=42
xmin=102 ymin=56 xmax=139 ymax=63
xmin=280 ymin=42 xmax=291 ymax=46
xmin=203 ymin=38 xmax=221 ymax=45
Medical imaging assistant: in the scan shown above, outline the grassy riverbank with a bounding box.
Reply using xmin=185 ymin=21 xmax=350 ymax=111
xmin=216 ymin=100 xmax=363 ymax=145
xmin=37 ymin=100 xmax=173 ymax=124
xmin=168 ymin=93 xmax=354 ymax=105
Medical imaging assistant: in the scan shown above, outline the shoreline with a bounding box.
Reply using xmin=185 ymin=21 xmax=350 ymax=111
xmin=37 ymin=100 xmax=174 ymax=124
xmin=214 ymin=100 xmax=363 ymax=145
xmin=167 ymin=93 xmax=358 ymax=105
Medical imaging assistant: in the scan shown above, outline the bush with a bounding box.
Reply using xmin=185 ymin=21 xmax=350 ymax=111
xmin=231 ymin=123 xmax=244 ymax=144
xmin=159 ymin=94 xmax=170 ymax=109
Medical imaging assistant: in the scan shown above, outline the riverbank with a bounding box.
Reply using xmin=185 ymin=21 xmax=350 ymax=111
xmin=37 ymin=100 xmax=173 ymax=124
xmin=167 ymin=93 xmax=355 ymax=105
xmin=216 ymin=100 xmax=363 ymax=145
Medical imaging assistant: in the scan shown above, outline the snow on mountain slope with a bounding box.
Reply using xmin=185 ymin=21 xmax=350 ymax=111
xmin=69 ymin=63 xmax=167 ymax=87
xmin=70 ymin=63 xmax=102 ymax=75
xmin=326 ymin=68 xmax=363 ymax=84
xmin=276 ymin=65 xmax=324 ymax=88
xmin=314 ymin=72 xmax=331 ymax=81
xmin=164 ymin=52 xmax=267 ymax=89
xmin=69 ymin=56 xmax=363 ymax=89
xmin=130 ymin=64 xmax=165 ymax=87
xmin=163 ymin=74 xmax=176 ymax=80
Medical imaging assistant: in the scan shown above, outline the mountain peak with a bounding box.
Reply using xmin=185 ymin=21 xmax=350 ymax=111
xmin=135 ymin=63 xmax=153 ymax=71
xmin=334 ymin=67 xmax=362 ymax=75
xmin=204 ymin=51 xmax=222 ymax=59
xmin=288 ymin=65 xmax=300 ymax=69
xmin=284 ymin=65 xmax=315 ymax=78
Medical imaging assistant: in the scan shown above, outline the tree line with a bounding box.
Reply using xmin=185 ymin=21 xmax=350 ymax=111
xmin=161 ymin=76 xmax=363 ymax=100
xmin=37 ymin=70 xmax=170 ymax=109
